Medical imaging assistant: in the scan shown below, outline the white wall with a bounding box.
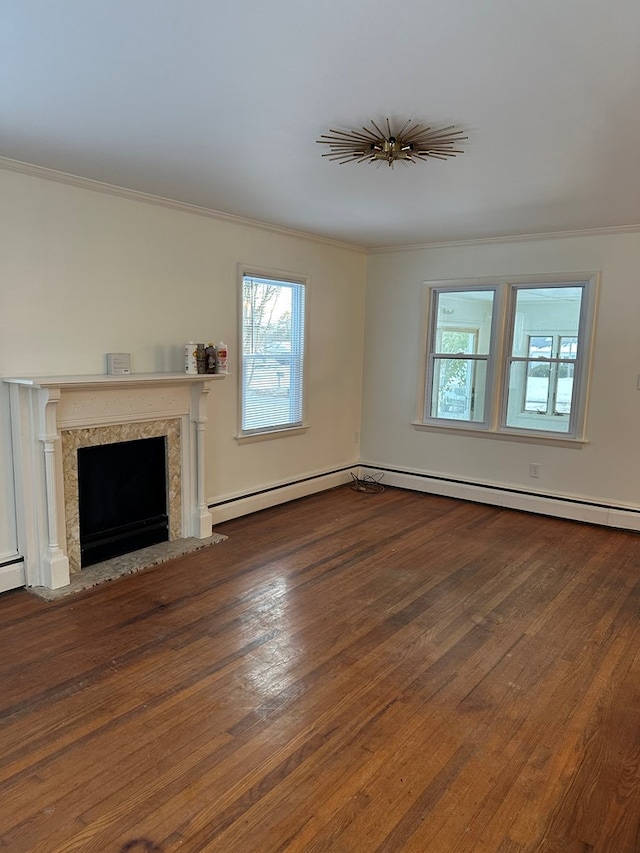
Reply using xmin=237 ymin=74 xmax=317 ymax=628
xmin=0 ymin=168 xmax=366 ymax=560
xmin=4 ymin=165 xmax=640 ymax=570
xmin=362 ymin=232 xmax=640 ymax=511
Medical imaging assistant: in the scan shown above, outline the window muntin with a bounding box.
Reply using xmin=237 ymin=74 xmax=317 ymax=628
xmin=422 ymin=277 xmax=596 ymax=440
xmin=240 ymin=273 xmax=306 ymax=436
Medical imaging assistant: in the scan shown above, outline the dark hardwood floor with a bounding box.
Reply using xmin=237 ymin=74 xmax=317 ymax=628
xmin=1 ymin=485 xmax=639 ymax=852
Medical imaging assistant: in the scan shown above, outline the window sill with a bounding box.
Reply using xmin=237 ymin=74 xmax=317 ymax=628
xmin=411 ymin=421 xmax=587 ymax=448
xmin=235 ymin=424 xmax=310 ymax=445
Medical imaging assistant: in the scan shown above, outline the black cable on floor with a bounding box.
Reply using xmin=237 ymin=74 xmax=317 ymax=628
xmin=350 ymin=472 xmax=385 ymax=494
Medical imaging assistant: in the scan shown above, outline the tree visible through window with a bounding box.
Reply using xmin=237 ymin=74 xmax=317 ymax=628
xmin=427 ymin=289 xmax=494 ymax=426
xmin=433 ymin=329 xmax=479 ymax=420
xmin=240 ymin=273 xmax=306 ymax=435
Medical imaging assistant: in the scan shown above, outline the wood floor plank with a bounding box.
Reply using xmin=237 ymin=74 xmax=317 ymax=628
xmin=1 ymin=485 xmax=639 ymax=851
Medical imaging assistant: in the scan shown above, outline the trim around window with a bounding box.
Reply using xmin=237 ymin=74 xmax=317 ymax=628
xmin=415 ymin=273 xmax=599 ymax=441
xmin=237 ymin=266 xmax=309 ymax=440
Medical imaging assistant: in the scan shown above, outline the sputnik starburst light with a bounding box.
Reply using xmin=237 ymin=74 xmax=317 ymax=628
xmin=317 ymin=118 xmax=466 ymax=167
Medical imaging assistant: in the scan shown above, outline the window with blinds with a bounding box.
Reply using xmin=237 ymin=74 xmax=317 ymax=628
xmin=240 ymin=273 xmax=306 ymax=436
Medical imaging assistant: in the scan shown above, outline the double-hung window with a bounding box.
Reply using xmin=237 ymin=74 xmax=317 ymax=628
xmin=239 ymin=271 xmax=307 ymax=438
xmin=419 ymin=274 xmax=598 ymax=440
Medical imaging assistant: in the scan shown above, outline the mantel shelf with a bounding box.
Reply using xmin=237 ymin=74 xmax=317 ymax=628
xmin=3 ymin=373 xmax=227 ymax=390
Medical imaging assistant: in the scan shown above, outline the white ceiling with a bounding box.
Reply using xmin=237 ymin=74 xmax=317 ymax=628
xmin=3 ymin=1 xmax=640 ymax=249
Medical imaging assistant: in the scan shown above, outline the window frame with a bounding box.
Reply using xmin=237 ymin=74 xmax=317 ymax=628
xmin=237 ymin=266 xmax=309 ymax=442
xmin=415 ymin=273 xmax=599 ymax=443
xmin=424 ymin=284 xmax=500 ymax=430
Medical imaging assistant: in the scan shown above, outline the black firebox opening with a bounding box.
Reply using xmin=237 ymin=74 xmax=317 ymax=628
xmin=78 ymin=435 xmax=169 ymax=567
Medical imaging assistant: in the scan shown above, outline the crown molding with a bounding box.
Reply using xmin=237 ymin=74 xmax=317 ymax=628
xmin=0 ymin=156 xmax=366 ymax=254
xmin=367 ymin=223 xmax=640 ymax=253
xmin=4 ymin=155 xmax=640 ymax=255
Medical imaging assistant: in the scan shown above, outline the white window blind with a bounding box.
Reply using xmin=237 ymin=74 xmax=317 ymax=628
xmin=241 ymin=274 xmax=306 ymax=435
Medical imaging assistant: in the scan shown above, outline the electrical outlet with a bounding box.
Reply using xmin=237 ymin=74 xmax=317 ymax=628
xmin=529 ymin=463 xmax=541 ymax=478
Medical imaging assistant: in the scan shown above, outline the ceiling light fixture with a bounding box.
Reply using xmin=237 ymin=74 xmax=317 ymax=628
xmin=317 ymin=118 xmax=466 ymax=167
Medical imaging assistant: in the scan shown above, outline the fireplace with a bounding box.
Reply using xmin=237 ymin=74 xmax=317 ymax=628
xmin=78 ymin=435 xmax=169 ymax=567
xmin=4 ymin=372 xmax=225 ymax=589
xmin=61 ymin=417 xmax=182 ymax=574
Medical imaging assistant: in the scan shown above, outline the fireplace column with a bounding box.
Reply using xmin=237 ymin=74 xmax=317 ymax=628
xmin=38 ymin=388 xmax=71 ymax=588
xmin=191 ymin=382 xmax=213 ymax=538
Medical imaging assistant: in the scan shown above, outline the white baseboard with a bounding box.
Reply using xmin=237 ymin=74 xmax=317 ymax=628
xmin=210 ymin=467 xmax=357 ymax=524
xmin=0 ymin=559 xmax=25 ymax=593
xmin=358 ymin=464 xmax=640 ymax=532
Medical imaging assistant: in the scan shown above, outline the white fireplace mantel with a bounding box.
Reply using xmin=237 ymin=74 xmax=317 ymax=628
xmin=4 ymin=373 xmax=225 ymax=590
xmin=5 ymin=372 xmax=225 ymax=390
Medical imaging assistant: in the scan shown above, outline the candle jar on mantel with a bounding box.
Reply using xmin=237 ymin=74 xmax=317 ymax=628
xmin=205 ymin=343 xmax=217 ymax=374
xmin=196 ymin=344 xmax=206 ymax=374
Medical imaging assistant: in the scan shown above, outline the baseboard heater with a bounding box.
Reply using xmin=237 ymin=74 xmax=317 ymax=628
xmin=358 ymin=463 xmax=640 ymax=532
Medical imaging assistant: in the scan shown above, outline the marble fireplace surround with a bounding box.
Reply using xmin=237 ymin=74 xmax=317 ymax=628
xmin=62 ymin=418 xmax=182 ymax=574
xmin=5 ymin=373 xmax=224 ymax=590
